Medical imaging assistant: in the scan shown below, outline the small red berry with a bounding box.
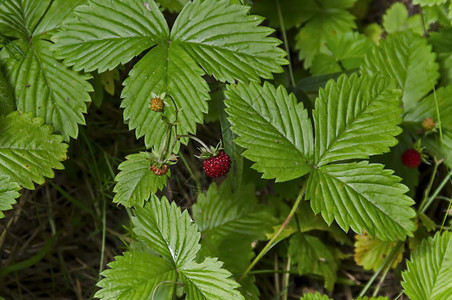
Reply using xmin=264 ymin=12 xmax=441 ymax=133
xmin=401 ymin=149 xmax=421 ymax=168
xmin=203 ymin=151 xmax=231 ymax=178
xmin=151 ymin=164 xmax=168 ymax=175
xmin=150 ymin=97 xmax=164 ymax=112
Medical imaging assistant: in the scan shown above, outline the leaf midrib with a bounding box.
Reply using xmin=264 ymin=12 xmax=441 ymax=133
xmin=428 ymin=236 xmax=452 ymax=298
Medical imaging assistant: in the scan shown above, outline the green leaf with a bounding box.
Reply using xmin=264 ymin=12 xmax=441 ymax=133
xmin=2 ymin=39 xmax=92 ymax=139
xmin=0 ymin=175 xmax=20 ymax=218
xmin=363 ymin=31 xmax=439 ymax=111
xmin=382 ymin=3 xmax=423 ymax=35
xmin=34 ymin=0 xmax=87 ymax=36
xmin=0 ymin=112 xmax=68 ymax=189
xmin=311 ymin=32 xmax=373 ymax=75
xmin=157 ymin=0 xmax=188 ymax=12
xmin=413 ymin=0 xmax=448 ymax=6
xmin=405 ymin=85 xmax=452 ymax=130
xmin=354 ymin=232 xmax=404 ymax=271
xmin=171 ymin=0 xmax=287 ymax=82
xmin=422 ymin=130 xmax=452 ymax=175
xmin=0 ymin=66 xmax=15 ymax=115
xmin=179 ymin=257 xmax=244 ymax=300
xmin=294 ymin=0 xmax=357 ymax=68
xmin=225 ymin=81 xmax=314 ymax=182
xmin=402 ymin=231 xmax=452 ymax=300
xmin=289 ymin=233 xmax=338 ymax=291
xmin=133 ymin=195 xmax=201 ymax=268
xmin=95 ymin=252 xmax=178 ymax=300
xmin=52 ymin=0 xmax=169 ymax=72
xmin=121 ymin=43 xmax=209 ymax=149
xmin=0 ymin=0 xmax=51 ymax=39
xmin=112 ymin=152 xmax=170 ymax=207
xmin=306 ymin=161 xmax=416 ymax=241
xmin=193 ymin=181 xmax=276 ymax=276
xmin=251 ymin=0 xmax=306 ymax=29
xmin=313 ymin=73 xmax=402 ymax=166
xmin=429 ymin=28 xmax=452 ymax=86
xmin=300 ymin=292 xmax=332 ymax=300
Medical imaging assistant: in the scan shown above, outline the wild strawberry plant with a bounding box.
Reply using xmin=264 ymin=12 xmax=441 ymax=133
xmin=0 ymin=0 xmax=451 ymax=299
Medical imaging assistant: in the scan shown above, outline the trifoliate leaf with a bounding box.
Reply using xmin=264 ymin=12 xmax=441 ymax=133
xmin=52 ymin=0 xmax=169 ymax=72
xmin=133 ymin=195 xmax=200 ymax=268
xmin=311 ymin=32 xmax=373 ymax=75
xmin=95 ymin=252 xmax=178 ymax=300
xmin=404 ymin=85 xmax=452 ymax=130
xmin=289 ymin=233 xmax=338 ymax=291
xmin=225 ymin=81 xmax=314 ymax=182
xmin=354 ymin=232 xmax=404 ymax=272
xmin=0 ymin=112 xmax=68 ymax=189
xmin=306 ymin=161 xmax=416 ymax=241
xmin=2 ymin=39 xmax=92 ymax=140
xmin=179 ymin=257 xmax=244 ymax=300
xmin=112 ymin=152 xmax=170 ymax=207
xmin=382 ymin=3 xmax=423 ymax=35
xmin=0 ymin=67 xmax=14 ymax=115
xmin=294 ymin=0 xmax=357 ymax=68
xmin=121 ymin=43 xmax=209 ymax=149
xmin=402 ymin=231 xmax=452 ymax=300
xmin=299 ymin=292 xmax=332 ymax=300
xmin=0 ymin=0 xmax=50 ymax=39
xmin=313 ymin=73 xmax=402 ymax=166
xmin=0 ymin=175 xmax=20 ymax=218
xmin=172 ymin=0 xmax=287 ymax=82
xmin=363 ymin=31 xmax=439 ymax=111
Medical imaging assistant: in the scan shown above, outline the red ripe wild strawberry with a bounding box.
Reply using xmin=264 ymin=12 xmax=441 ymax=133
xmin=150 ymin=97 xmax=164 ymax=112
xmin=401 ymin=149 xmax=421 ymax=168
xmin=150 ymin=164 xmax=168 ymax=176
xmin=203 ymin=150 xmax=231 ymax=178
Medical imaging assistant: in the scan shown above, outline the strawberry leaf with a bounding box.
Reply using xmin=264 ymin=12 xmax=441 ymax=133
xmin=294 ymin=0 xmax=357 ymax=68
xmin=0 ymin=175 xmax=20 ymax=218
xmin=363 ymin=31 xmax=439 ymax=111
xmin=113 ymin=152 xmax=170 ymax=207
xmin=402 ymin=231 xmax=452 ymax=300
xmin=306 ymin=161 xmax=416 ymax=241
xmin=0 ymin=112 xmax=68 ymax=189
xmin=313 ymin=73 xmax=402 ymax=166
xmin=2 ymin=39 xmax=92 ymax=140
xmin=0 ymin=67 xmax=15 ymax=115
xmin=382 ymin=3 xmax=423 ymax=35
xmin=300 ymin=292 xmax=332 ymax=300
xmin=52 ymin=0 xmax=169 ymax=72
xmin=95 ymin=252 xmax=178 ymax=300
xmin=179 ymin=258 xmax=244 ymax=300
xmin=289 ymin=233 xmax=338 ymax=291
xmin=225 ymin=81 xmax=314 ymax=182
xmin=0 ymin=0 xmax=51 ymax=39
xmin=132 ymin=195 xmax=201 ymax=268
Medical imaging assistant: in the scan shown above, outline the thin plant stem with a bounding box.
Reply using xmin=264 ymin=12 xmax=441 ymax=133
xmin=372 ymin=262 xmax=391 ymax=297
xmin=282 ymin=255 xmax=291 ymax=300
xmin=358 ymin=241 xmax=403 ymax=297
xmin=421 ymin=169 xmax=452 ymax=214
xmin=276 ymin=0 xmax=295 ymax=88
xmin=177 ymin=134 xmax=213 ymax=153
xmin=238 ymin=185 xmax=306 ymax=282
xmin=418 ymin=157 xmax=442 ymax=214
